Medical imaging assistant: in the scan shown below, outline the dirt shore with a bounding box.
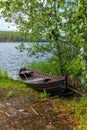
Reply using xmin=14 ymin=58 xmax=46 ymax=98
xmin=0 ymin=87 xmax=78 ymax=130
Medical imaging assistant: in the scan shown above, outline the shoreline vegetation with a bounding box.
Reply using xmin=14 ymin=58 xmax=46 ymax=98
xmin=0 ymin=31 xmax=47 ymax=42
xmin=0 ymin=61 xmax=87 ymax=129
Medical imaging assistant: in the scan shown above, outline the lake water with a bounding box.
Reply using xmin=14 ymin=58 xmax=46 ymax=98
xmin=0 ymin=42 xmax=49 ymax=79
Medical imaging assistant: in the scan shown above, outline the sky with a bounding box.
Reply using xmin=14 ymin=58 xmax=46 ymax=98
xmin=0 ymin=18 xmax=17 ymax=31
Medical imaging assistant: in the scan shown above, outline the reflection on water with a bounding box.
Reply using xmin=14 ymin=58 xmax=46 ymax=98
xmin=0 ymin=42 xmax=49 ymax=79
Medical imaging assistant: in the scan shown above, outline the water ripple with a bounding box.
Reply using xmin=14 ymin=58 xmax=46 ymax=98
xmin=0 ymin=42 xmax=31 ymax=79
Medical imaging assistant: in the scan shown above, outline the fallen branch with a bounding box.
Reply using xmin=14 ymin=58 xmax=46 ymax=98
xmin=31 ymin=106 xmax=38 ymax=115
xmin=5 ymin=112 xmax=14 ymax=117
xmin=67 ymin=86 xmax=85 ymax=97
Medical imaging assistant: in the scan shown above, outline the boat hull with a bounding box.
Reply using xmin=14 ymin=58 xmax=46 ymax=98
xmin=19 ymin=68 xmax=66 ymax=93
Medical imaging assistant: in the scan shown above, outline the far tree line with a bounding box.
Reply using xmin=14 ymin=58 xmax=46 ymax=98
xmin=0 ymin=31 xmax=46 ymax=42
xmin=0 ymin=31 xmax=27 ymax=42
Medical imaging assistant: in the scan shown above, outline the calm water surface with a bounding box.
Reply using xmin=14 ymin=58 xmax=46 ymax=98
xmin=0 ymin=42 xmax=48 ymax=79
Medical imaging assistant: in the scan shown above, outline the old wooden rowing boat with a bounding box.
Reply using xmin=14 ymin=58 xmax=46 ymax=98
xmin=19 ymin=68 xmax=67 ymax=93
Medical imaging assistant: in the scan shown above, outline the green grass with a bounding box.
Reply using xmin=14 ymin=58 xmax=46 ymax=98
xmin=74 ymin=97 xmax=87 ymax=130
xmin=25 ymin=59 xmax=60 ymax=75
xmin=0 ymin=69 xmax=27 ymax=89
xmin=0 ymin=69 xmax=41 ymax=100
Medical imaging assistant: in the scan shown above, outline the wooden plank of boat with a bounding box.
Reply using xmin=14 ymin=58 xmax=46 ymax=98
xmin=24 ymin=77 xmax=50 ymax=83
xmin=20 ymin=70 xmax=33 ymax=74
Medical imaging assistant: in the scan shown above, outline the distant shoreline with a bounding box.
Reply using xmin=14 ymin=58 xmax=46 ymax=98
xmin=0 ymin=31 xmax=47 ymax=43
